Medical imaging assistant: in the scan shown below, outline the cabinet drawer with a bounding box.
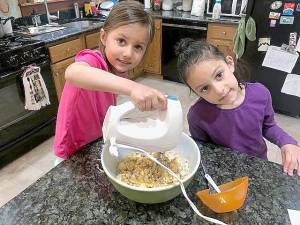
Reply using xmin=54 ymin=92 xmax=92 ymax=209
xmin=207 ymin=23 xmax=237 ymax=41
xmin=49 ymin=38 xmax=84 ymax=63
xmin=86 ymin=32 xmax=99 ymax=49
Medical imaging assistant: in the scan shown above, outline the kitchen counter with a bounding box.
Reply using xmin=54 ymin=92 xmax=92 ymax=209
xmin=29 ymin=20 xmax=104 ymax=45
xmin=151 ymin=10 xmax=240 ymax=24
xmin=0 ymin=139 xmax=299 ymax=225
xmin=26 ymin=10 xmax=239 ymax=45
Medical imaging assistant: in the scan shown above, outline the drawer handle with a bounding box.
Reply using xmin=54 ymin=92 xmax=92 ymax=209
xmin=222 ymin=31 xmax=226 ymax=35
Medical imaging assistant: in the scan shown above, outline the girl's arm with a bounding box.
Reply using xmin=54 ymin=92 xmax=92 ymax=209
xmin=262 ymin=91 xmax=297 ymax=147
xmin=262 ymin=90 xmax=299 ymax=176
xmin=65 ymin=61 xmax=167 ymax=111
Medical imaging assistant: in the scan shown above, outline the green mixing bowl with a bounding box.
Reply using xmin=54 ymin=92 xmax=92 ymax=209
xmin=101 ymin=132 xmax=200 ymax=204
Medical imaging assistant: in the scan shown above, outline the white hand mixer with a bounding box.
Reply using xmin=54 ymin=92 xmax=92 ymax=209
xmin=102 ymin=95 xmax=226 ymax=225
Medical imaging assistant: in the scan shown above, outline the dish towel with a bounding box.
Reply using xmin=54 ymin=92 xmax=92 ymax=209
xmin=233 ymin=15 xmax=246 ymax=59
xmin=245 ymin=16 xmax=256 ymax=41
xmin=22 ymin=65 xmax=50 ymax=110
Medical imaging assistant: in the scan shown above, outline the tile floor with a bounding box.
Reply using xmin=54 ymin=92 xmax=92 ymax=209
xmin=1 ymin=76 xmax=300 ymax=207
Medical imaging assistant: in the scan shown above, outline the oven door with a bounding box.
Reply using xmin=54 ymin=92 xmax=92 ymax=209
xmin=162 ymin=19 xmax=207 ymax=83
xmin=0 ymin=58 xmax=58 ymax=148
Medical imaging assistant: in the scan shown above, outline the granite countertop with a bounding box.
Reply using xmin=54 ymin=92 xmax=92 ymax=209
xmin=1 ymin=139 xmax=299 ymax=225
xmin=26 ymin=10 xmax=239 ymax=45
xmin=29 ymin=20 xmax=104 ymax=45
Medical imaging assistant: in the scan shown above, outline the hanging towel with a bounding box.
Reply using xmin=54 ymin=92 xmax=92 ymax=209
xmin=22 ymin=65 xmax=50 ymax=110
xmin=233 ymin=15 xmax=246 ymax=59
xmin=245 ymin=16 xmax=256 ymax=41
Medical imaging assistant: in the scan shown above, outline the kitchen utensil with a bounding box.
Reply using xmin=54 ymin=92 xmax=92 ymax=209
xmin=106 ymin=137 xmax=226 ymax=225
xmin=102 ymin=95 xmax=183 ymax=153
xmin=102 ymin=133 xmax=227 ymax=225
xmin=102 ymin=133 xmax=199 ymax=203
xmin=200 ymin=158 xmax=221 ymax=193
xmin=196 ymin=176 xmax=249 ymax=213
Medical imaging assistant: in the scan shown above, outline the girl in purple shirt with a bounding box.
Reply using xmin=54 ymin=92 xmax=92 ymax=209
xmin=176 ymin=39 xmax=300 ymax=176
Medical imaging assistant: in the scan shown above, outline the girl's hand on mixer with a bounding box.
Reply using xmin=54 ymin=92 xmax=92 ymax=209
xmin=130 ymin=83 xmax=167 ymax=111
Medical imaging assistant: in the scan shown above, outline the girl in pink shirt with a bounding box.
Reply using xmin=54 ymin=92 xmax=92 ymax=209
xmin=54 ymin=1 xmax=167 ymax=159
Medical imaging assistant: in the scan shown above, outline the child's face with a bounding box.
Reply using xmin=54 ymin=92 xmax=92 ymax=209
xmin=100 ymin=23 xmax=150 ymax=73
xmin=186 ymin=57 xmax=241 ymax=107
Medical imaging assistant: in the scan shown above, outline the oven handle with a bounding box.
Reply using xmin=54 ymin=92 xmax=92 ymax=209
xmin=0 ymin=58 xmax=50 ymax=81
xmin=162 ymin=23 xmax=207 ymax=31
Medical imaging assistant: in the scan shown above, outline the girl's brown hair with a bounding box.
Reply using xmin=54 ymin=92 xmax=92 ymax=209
xmin=175 ymin=38 xmax=250 ymax=92
xmin=99 ymin=1 xmax=155 ymax=51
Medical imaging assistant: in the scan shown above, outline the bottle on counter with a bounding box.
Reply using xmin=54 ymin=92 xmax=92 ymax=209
xmin=144 ymin=0 xmax=151 ymax=9
xmin=74 ymin=2 xmax=80 ymax=19
xmin=212 ymin=0 xmax=222 ymax=20
xmin=153 ymin=0 xmax=161 ymax=11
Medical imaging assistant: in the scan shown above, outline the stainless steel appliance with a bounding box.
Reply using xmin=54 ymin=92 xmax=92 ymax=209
xmin=0 ymin=35 xmax=58 ymax=167
xmin=162 ymin=18 xmax=207 ymax=83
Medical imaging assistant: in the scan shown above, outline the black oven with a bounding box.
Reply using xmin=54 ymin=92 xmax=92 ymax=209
xmin=162 ymin=18 xmax=207 ymax=83
xmin=0 ymin=44 xmax=58 ymax=167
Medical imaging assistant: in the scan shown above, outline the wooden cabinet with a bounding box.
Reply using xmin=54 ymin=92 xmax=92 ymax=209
xmin=143 ymin=18 xmax=162 ymax=76
xmin=49 ymin=36 xmax=85 ymax=63
xmin=48 ymin=35 xmax=85 ymax=100
xmin=85 ymin=31 xmax=100 ymax=50
xmin=207 ymin=23 xmax=237 ymax=58
xmin=51 ymin=57 xmax=75 ymax=100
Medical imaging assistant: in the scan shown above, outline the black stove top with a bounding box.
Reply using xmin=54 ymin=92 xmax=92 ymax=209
xmin=0 ymin=35 xmax=40 ymax=53
xmin=0 ymin=34 xmax=47 ymax=76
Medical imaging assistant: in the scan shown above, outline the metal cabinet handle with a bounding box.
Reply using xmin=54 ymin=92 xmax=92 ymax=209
xmin=162 ymin=23 xmax=207 ymax=31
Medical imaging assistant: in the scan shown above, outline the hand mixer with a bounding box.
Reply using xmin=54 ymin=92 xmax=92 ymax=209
xmin=102 ymin=95 xmax=226 ymax=225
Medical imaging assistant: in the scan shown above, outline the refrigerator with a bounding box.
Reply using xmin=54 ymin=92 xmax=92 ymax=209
xmin=242 ymin=0 xmax=300 ymax=117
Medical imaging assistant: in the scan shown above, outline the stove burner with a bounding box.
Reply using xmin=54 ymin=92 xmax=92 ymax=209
xmin=0 ymin=34 xmax=37 ymax=53
xmin=0 ymin=34 xmax=46 ymax=75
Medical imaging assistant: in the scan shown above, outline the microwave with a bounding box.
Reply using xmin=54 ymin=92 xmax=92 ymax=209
xmin=206 ymin=0 xmax=248 ymax=17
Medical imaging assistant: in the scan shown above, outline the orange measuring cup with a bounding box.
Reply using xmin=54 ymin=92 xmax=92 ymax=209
xmin=196 ymin=176 xmax=249 ymax=213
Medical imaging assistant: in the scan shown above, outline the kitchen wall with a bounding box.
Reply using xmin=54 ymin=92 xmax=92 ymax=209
xmin=0 ymin=0 xmax=22 ymax=18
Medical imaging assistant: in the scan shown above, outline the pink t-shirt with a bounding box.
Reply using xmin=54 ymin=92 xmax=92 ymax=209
xmin=53 ymin=50 xmax=127 ymax=159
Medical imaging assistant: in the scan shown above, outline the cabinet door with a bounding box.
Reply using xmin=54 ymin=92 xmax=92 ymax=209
xmin=128 ymin=60 xmax=144 ymax=80
xmin=207 ymin=39 xmax=235 ymax=58
xmin=143 ymin=19 xmax=162 ymax=75
xmin=207 ymin=23 xmax=237 ymax=59
xmin=86 ymin=31 xmax=99 ymax=49
xmin=51 ymin=57 xmax=75 ymax=100
xmin=49 ymin=36 xmax=85 ymax=63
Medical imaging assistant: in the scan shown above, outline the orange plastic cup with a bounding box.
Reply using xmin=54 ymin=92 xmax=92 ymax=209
xmin=196 ymin=176 xmax=249 ymax=213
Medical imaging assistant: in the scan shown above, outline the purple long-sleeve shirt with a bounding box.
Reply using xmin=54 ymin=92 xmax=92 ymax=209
xmin=188 ymin=83 xmax=298 ymax=159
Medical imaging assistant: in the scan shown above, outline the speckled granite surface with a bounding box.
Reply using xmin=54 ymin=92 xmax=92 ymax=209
xmin=0 ymin=139 xmax=299 ymax=225
xmin=30 ymin=20 xmax=104 ymax=45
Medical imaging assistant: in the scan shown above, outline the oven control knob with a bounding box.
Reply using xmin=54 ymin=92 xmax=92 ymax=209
xmin=9 ymin=56 xmax=17 ymax=65
xmin=33 ymin=49 xmax=41 ymax=57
